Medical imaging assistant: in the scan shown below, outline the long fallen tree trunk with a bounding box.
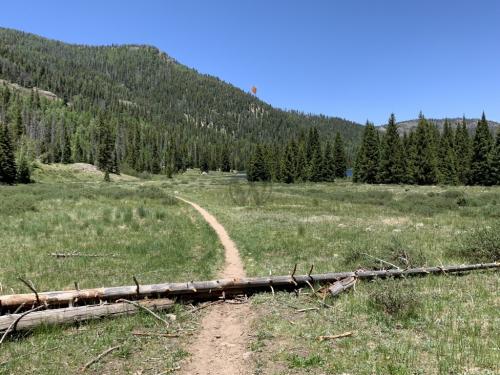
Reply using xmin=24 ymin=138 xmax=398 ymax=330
xmin=1 ymin=262 xmax=498 ymax=313
xmin=0 ymin=298 xmax=173 ymax=333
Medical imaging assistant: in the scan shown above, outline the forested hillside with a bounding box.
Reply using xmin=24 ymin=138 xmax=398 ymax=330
xmin=0 ymin=27 xmax=362 ymax=178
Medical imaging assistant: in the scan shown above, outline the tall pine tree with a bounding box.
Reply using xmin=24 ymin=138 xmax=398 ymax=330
xmin=0 ymin=122 xmax=17 ymax=184
xmin=247 ymin=144 xmax=271 ymax=182
xmin=412 ymin=115 xmax=438 ymax=185
xmin=490 ymin=130 xmax=500 ymax=185
xmin=454 ymin=117 xmax=471 ymax=184
xmin=469 ymin=113 xmax=493 ymax=185
xmin=97 ymin=115 xmax=115 ymax=179
xmin=354 ymin=122 xmax=380 ymax=184
xmin=378 ymin=114 xmax=405 ymax=184
xmin=322 ymin=141 xmax=335 ymax=182
xmin=437 ymin=120 xmax=458 ymax=185
xmin=332 ymin=132 xmax=347 ymax=178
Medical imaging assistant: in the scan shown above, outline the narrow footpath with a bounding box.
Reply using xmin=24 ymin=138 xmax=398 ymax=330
xmin=176 ymin=197 xmax=252 ymax=375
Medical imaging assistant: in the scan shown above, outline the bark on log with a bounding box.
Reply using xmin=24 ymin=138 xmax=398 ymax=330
xmin=1 ymin=262 xmax=498 ymax=313
xmin=328 ymin=276 xmax=356 ymax=297
xmin=0 ymin=298 xmax=173 ymax=333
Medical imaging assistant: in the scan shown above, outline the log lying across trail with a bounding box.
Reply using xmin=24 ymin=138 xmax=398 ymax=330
xmin=0 ymin=298 xmax=173 ymax=333
xmin=1 ymin=263 xmax=498 ymax=313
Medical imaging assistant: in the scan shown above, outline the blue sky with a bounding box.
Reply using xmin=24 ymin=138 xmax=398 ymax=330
xmin=1 ymin=0 xmax=499 ymax=124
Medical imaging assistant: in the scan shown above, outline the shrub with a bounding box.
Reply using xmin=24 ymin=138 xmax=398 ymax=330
xmin=368 ymin=279 xmax=420 ymax=319
xmin=456 ymin=225 xmax=500 ymax=262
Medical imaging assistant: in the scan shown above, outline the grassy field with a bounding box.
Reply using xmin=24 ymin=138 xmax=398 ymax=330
xmin=0 ymin=164 xmax=223 ymax=374
xmin=168 ymin=170 xmax=499 ymax=375
xmin=1 ymin=166 xmax=499 ymax=374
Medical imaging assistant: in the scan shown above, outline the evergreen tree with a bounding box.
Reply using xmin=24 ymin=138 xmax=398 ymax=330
xmin=247 ymin=144 xmax=271 ymax=182
xmin=306 ymin=127 xmax=322 ymax=181
xmin=220 ymin=146 xmax=231 ymax=172
xmin=470 ymin=113 xmax=493 ymax=185
xmin=332 ymin=132 xmax=347 ymax=178
xmin=403 ymin=131 xmax=417 ymax=184
xmin=280 ymin=142 xmax=296 ymax=183
xmin=199 ymin=150 xmax=209 ymax=173
xmin=490 ymin=131 xmax=500 ymax=185
xmin=322 ymin=141 xmax=335 ymax=182
xmin=295 ymin=141 xmax=307 ymax=181
xmin=309 ymin=146 xmax=324 ymax=182
xmin=97 ymin=115 xmax=115 ymax=177
xmin=16 ymin=154 xmax=32 ymax=183
xmin=413 ymin=115 xmax=438 ymax=185
xmin=378 ymin=114 xmax=405 ymax=183
xmin=0 ymin=122 xmax=17 ymax=184
xmin=437 ymin=120 xmax=458 ymax=185
xmin=454 ymin=117 xmax=471 ymax=184
xmin=61 ymin=125 xmax=72 ymax=164
xmin=354 ymin=122 xmax=380 ymax=184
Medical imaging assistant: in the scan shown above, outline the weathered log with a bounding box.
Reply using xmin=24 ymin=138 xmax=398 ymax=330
xmin=328 ymin=276 xmax=356 ymax=297
xmin=1 ymin=263 xmax=498 ymax=313
xmin=0 ymin=298 xmax=173 ymax=333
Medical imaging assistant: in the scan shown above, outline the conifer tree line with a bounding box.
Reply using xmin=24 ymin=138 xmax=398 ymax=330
xmin=247 ymin=127 xmax=348 ymax=183
xmin=354 ymin=113 xmax=500 ymax=186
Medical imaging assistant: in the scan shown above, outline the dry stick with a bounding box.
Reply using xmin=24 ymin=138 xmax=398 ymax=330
xmin=295 ymin=307 xmax=319 ymax=313
xmin=132 ymin=331 xmax=181 ymax=338
xmin=50 ymin=253 xmax=119 ymax=258
xmin=0 ymin=305 xmax=45 ymax=344
xmin=318 ymin=331 xmax=353 ymax=341
xmin=133 ymin=276 xmax=140 ymax=295
xmin=80 ymin=345 xmax=120 ymax=372
xmin=116 ymin=299 xmax=170 ymax=326
xmin=189 ymin=300 xmax=224 ymax=313
xmin=361 ymin=252 xmax=401 ymax=270
xmin=18 ymin=277 xmax=40 ymax=306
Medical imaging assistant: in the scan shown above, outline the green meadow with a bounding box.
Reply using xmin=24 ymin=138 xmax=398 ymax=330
xmin=1 ymin=166 xmax=499 ymax=374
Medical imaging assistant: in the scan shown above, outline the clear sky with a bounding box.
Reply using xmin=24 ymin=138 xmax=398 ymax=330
xmin=1 ymin=0 xmax=499 ymax=124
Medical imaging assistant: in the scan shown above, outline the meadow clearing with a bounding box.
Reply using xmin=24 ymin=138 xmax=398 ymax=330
xmin=1 ymin=166 xmax=499 ymax=374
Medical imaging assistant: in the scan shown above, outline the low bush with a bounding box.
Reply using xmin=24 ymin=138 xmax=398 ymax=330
xmin=368 ymin=279 xmax=421 ymax=320
xmin=455 ymin=225 xmax=500 ymax=262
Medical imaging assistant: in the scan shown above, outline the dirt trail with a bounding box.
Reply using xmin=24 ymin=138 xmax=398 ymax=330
xmin=176 ymin=197 xmax=252 ymax=375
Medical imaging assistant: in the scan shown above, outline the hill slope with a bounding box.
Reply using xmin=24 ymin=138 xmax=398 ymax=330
xmin=0 ymin=27 xmax=363 ymax=170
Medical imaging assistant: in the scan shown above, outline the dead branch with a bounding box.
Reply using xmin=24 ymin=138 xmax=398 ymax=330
xmin=132 ymin=331 xmax=181 ymax=338
xmin=50 ymin=252 xmax=120 ymax=258
xmin=116 ymin=299 xmax=170 ymax=326
xmin=318 ymin=331 xmax=353 ymax=341
xmin=80 ymin=345 xmax=120 ymax=372
xmin=189 ymin=300 xmax=224 ymax=313
xmin=295 ymin=307 xmax=319 ymax=313
xmin=18 ymin=277 xmax=40 ymax=306
xmin=361 ymin=252 xmax=401 ymax=270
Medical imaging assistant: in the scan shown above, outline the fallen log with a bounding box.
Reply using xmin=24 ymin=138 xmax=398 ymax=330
xmin=0 ymin=298 xmax=173 ymax=333
xmin=1 ymin=263 xmax=498 ymax=313
xmin=328 ymin=276 xmax=356 ymax=297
